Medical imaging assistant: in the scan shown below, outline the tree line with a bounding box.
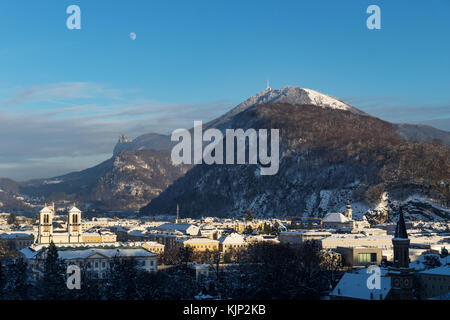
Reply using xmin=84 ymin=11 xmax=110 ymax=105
xmin=0 ymin=241 xmax=343 ymax=300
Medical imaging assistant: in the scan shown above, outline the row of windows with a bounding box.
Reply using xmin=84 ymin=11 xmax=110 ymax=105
xmin=225 ymin=244 xmax=245 ymax=248
xmin=424 ymin=284 xmax=450 ymax=290
xmin=70 ymin=259 xmax=155 ymax=269
xmin=357 ymin=253 xmax=377 ymax=263
xmin=187 ymin=244 xmax=218 ymax=249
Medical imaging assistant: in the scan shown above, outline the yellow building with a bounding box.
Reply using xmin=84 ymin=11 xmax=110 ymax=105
xmin=233 ymin=221 xmax=265 ymax=233
xmin=178 ymin=238 xmax=219 ymax=252
xmin=142 ymin=241 xmax=165 ymax=254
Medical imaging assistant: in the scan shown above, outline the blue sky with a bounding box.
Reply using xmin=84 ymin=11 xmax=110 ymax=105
xmin=0 ymin=0 xmax=449 ymax=180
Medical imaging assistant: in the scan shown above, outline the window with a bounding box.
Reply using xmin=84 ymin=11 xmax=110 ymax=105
xmin=357 ymin=253 xmax=376 ymax=263
xmin=95 ymin=262 xmax=99 ymax=268
xmin=102 ymin=262 xmax=106 ymax=268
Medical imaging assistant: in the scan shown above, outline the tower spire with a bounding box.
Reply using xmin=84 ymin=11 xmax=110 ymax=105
xmin=395 ymin=206 xmax=408 ymax=239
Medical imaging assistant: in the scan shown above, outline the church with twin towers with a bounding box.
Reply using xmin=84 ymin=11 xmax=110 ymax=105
xmin=37 ymin=203 xmax=116 ymax=244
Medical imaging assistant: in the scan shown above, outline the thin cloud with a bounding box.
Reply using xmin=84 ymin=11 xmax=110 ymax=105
xmin=0 ymin=83 xmax=232 ymax=181
xmin=2 ymin=82 xmax=127 ymax=106
xmin=343 ymin=95 xmax=450 ymax=132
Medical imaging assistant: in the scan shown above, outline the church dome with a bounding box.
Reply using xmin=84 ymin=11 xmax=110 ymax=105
xmin=324 ymin=212 xmax=349 ymax=223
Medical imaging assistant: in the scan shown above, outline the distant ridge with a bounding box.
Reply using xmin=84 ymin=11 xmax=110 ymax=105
xmin=394 ymin=123 xmax=450 ymax=145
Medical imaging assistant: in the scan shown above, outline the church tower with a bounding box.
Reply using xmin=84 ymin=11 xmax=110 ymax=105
xmin=68 ymin=205 xmax=82 ymax=243
xmin=38 ymin=205 xmax=54 ymax=244
xmin=388 ymin=207 xmax=414 ymax=300
xmin=344 ymin=199 xmax=352 ymax=220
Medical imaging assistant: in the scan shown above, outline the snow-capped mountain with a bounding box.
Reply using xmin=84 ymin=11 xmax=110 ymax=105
xmin=141 ymin=99 xmax=450 ymax=221
xmin=206 ymin=86 xmax=367 ymax=130
xmin=13 ymin=86 xmax=450 ymax=217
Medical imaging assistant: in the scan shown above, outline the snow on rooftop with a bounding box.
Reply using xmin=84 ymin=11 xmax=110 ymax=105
xmin=420 ymin=265 xmax=450 ymax=276
xmin=0 ymin=231 xmax=34 ymax=239
xmin=20 ymin=247 xmax=40 ymax=259
xmin=57 ymin=248 xmax=156 ymax=260
xmin=324 ymin=212 xmax=349 ymax=223
xmin=219 ymin=233 xmax=245 ymax=244
xmin=181 ymin=238 xmax=219 ymax=244
xmin=331 ymin=268 xmax=391 ymax=300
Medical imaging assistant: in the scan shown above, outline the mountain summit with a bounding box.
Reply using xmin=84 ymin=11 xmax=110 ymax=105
xmin=207 ymin=86 xmax=367 ymax=129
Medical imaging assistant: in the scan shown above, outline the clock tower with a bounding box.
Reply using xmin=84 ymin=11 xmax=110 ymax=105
xmin=388 ymin=207 xmax=414 ymax=300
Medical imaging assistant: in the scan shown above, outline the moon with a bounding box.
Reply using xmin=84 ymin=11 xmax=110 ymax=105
xmin=129 ymin=32 xmax=136 ymax=40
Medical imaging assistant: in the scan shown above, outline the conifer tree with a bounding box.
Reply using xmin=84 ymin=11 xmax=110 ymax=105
xmin=41 ymin=242 xmax=67 ymax=299
xmin=6 ymin=258 xmax=29 ymax=299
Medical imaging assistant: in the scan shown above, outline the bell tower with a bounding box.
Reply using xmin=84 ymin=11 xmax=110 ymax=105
xmin=68 ymin=205 xmax=82 ymax=243
xmin=388 ymin=207 xmax=414 ymax=300
xmin=38 ymin=205 xmax=54 ymax=244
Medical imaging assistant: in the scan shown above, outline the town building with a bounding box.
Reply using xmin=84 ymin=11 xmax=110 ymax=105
xmin=278 ymin=231 xmax=332 ymax=245
xmin=0 ymin=231 xmax=35 ymax=250
xmin=177 ymin=238 xmax=220 ymax=252
xmin=218 ymin=233 xmax=247 ymax=252
xmin=21 ymin=245 xmax=157 ymax=281
xmin=154 ymin=223 xmax=200 ymax=236
xmin=329 ymin=207 xmax=449 ymax=300
xmin=147 ymin=231 xmax=184 ymax=249
xmin=335 ymin=246 xmax=383 ymax=268
xmin=142 ymin=241 xmax=165 ymax=254
xmin=37 ymin=204 xmax=116 ymax=244
xmin=417 ymin=266 xmax=450 ymax=299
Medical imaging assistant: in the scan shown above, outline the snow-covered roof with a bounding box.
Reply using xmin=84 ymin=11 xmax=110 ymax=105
xmin=419 ymin=265 xmax=450 ymax=276
xmin=330 ymin=268 xmax=391 ymax=300
xmin=20 ymin=247 xmax=41 ymax=259
xmin=219 ymin=233 xmax=245 ymax=244
xmin=82 ymin=232 xmax=101 ymax=237
xmin=58 ymin=248 xmax=156 ymax=260
xmin=0 ymin=231 xmax=34 ymax=239
xmin=156 ymin=223 xmax=197 ymax=232
xmin=180 ymin=238 xmax=219 ymax=244
xmin=324 ymin=212 xmax=349 ymax=223
xmin=128 ymin=229 xmax=147 ymax=237
xmin=410 ymin=254 xmax=450 ymax=271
